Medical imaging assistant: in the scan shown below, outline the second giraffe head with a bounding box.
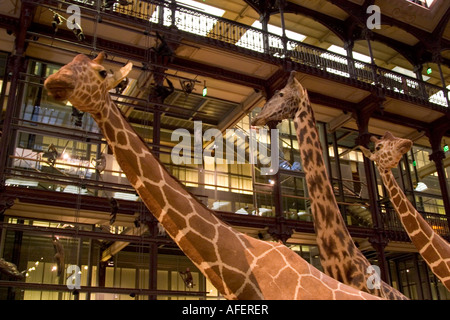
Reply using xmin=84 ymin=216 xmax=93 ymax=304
xmin=359 ymin=132 xmax=413 ymax=170
xmin=251 ymin=71 xmax=309 ymax=127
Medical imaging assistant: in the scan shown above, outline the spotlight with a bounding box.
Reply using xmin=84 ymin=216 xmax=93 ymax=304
xmin=72 ymin=23 xmax=85 ymax=42
xmin=52 ymin=13 xmax=63 ymax=32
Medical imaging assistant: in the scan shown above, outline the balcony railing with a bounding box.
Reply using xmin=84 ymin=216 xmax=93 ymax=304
xmin=381 ymin=206 xmax=450 ymax=238
xmin=52 ymin=0 xmax=450 ymax=108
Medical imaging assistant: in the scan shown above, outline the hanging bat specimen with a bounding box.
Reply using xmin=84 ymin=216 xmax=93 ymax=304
xmin=179 ymin=268 xmax=195 ymax=288
xmin=52 ymin=236 xmax=65 ymax=277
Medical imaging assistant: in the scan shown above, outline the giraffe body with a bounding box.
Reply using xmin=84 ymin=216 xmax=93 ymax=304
xmin=43 ymin=53 xmax=383 ymax=300
xmin=252 ymin=71 xmax=407 ymax=299
xmin=360 ymin=132 xmax=450 ymax=291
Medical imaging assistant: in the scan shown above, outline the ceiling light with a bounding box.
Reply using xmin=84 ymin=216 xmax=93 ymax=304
xmin=52 ymin=13 xmax=63 ymax=31
xmin=202 ymin=80 xmax=207 ymax=97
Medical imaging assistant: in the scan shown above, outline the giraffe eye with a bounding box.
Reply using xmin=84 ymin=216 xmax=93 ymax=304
xmin=376 ymin=144 xmax=383 ymax=151
xmin=279 ymin=92 xmax=284 ymax=97
xmin=99 ymin=70 xmax=108 ymax=79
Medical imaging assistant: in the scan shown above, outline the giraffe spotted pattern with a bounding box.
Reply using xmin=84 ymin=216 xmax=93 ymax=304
xmin=361 ymin=132 xmax=450 ymax=292
xmin=43 ymin=53 xmax=383 ymax=300
xmin=252 ymin=71 xmax=407 ymax=299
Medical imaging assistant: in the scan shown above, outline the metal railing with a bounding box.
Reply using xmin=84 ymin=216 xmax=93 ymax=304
xmin=381 ymin=206 xmax=450 ymax=237
xmin=57 ymin=0 xmax=450 ymax=108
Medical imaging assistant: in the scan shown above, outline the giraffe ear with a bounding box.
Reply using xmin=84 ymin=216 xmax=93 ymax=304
xmin=106 ymin=62 xmax=133 ymax=90
xmin=359 ymin=146 xmax=376 ymax=160
xmin=370 ymin=135 xmax=379 ymax=144
xmin=287 ymin=71 xmax=298 ymax=86
xmin=93 ymin=52 xmax=106 ymax=65
xmin=383 ymin=131 xmax=395 ymax=140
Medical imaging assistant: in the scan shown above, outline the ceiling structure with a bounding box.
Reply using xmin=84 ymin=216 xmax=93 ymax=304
xmin=1 ymin=0 xmax=450 ymax=151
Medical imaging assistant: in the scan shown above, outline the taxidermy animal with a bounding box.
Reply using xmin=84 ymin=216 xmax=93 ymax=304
xmin=52 ymin=236 xmax=65 ymax=277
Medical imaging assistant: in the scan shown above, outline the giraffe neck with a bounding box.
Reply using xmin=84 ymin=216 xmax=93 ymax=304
xmin=292 ymin=102 xmax=407 ymax=299
xmin=381 ymin=169 xmax=450 ymax=290
xmin=92 ymin=97 xmax=254 ymax=298
xmin=88 ymin=97 xmax=382 ymax=300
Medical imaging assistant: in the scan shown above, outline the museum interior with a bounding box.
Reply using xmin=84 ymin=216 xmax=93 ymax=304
xmin=0 ymin=0 xmax=449 ymax=300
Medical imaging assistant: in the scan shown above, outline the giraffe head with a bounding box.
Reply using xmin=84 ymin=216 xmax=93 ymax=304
xmin=251 ymin=71 xmax=308 ymax=126
xmin=44 ymin=52 xmax=132 ymax=114
xmin=359 ymin=132 xmax=413 ymax=170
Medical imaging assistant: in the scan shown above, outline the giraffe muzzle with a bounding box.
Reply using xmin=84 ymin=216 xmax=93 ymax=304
xmin=44 ymin=78 xmax=75 ymax=101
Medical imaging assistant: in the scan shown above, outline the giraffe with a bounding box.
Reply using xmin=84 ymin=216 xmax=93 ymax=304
xmin=359 ymin=131 xmax=450 ymax=291
xmin=251 ymin=71 xmax=407 ymax=299
xmin=43 ymin=53 xmax=382 ymax=300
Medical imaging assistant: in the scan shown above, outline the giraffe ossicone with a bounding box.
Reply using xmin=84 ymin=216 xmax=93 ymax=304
xmin=252 ymin=71 xmax=407 ymax=299
xmin=44 ymin=53 xmax=383 ymax=300
xmin=359 ymin=131 xmax=450 ymax=292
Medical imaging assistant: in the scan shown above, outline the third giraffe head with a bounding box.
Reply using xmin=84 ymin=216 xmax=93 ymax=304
xmin=251 ymin=71 xmax=309 ymax=127
xmin=44 ymin=52 xmax=132 ymax=115
xmin=360 ymin=132 xmax=413 ymax=170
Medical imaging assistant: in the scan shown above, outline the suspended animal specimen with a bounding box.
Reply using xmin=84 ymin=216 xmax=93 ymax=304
xmin=151 ymin=32 xmax=174 ymax=65
xmin=0 ymin=258 xmax=25 ymax=280
xmin=52 ymin=236 xmax=65 ymax=277
xmin=179 ymin=268 xmax=195 ymax=288
xmin=43 ymin=144 xmax=59 ymax=166
xmin=93 ymin=153 xmax=107 ymax=174
xmin=148 ymin=77 xmax=174 ymax=104
xmin=180 ymin=79 xmax=196 ymax=96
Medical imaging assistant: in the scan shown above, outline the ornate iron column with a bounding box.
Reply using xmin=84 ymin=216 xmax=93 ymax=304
xmin=266 ymin=121 xmax=292 ymax=244
xmin=355 ymin=105 xmax=391 ymax=283
xmin=0 ymin=2 xmax=35 ymax=183
xmin=344 ymin=39 xmax=356 ymax=78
